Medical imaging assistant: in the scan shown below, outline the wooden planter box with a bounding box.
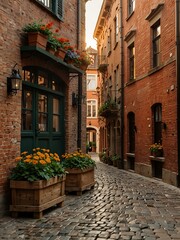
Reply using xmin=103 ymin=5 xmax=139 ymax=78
xmin=10 ymin=175 xmax=66 ymax=219
xmin=27 ymin=32 xmax=48 ymax=49
xmin=65 ymin=167 xmax=95 ymax=195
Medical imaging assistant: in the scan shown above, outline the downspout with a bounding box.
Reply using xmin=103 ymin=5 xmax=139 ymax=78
xmin=176 ymin=0 xmax=180 ymax=186
xmin=77 ymin=0 xmax=82 ymax=149
xmin=120 ymin=0 xmax=124 ymax=168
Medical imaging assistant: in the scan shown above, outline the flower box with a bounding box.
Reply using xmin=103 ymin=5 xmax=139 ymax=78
xmin=55 ymin=48 xmax=66 ymax=60
xmin=10 ymin=175 xmax=66 ymax=219
xmin=27 ymin=32 xmax=48 ymax=49
xmin=65 ymin=167 xmax=95 ymax=196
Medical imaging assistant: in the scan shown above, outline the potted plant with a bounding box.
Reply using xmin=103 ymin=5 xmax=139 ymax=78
xmin=55 ymin=37 xmax=70 ymax=59
xmin=98 ymin=152 xmax=106 ymax=162
xmin=111 ymin=154 xmax=121 ymax=168
xmin=9 ymin=148 xmax=66 ymax=218
xmin=98 ymin=99 xmax=118 ymax=117
xmin=23 ymin=20 xmax=53 ymax=49
xmin=149 ymin=143 xmax=163 ymax=157
xmin=75 ymin=50 xmax=92 ymax=70
xmin=46 ymin=35 xmax=61 ymax=54
xmin=61 ymin=150 xmax=96 ymax=195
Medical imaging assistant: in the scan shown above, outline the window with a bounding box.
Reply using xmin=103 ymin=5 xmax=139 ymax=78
xmin=128 ymin=112 xmax=135 ymax=153
xmin=129 ymin=43 xmax=135 ymax=81
xmin=114 ymin=14 xmax=119 ymax=45
xmin=152 ymin=103 xmax=162 ymax=144
xmin=87 ymin=100 xmax=97 ymax=117
xmin=107 ymin=29 xmax=112 ymax=54
xmin=36 ymin=0 xmax=63 ymax=19
xmin=152 ymin=20 xmax=161 ymax=68
xmin=87 ymin=74 xmax=97 ymax=90
xmin=128 ymin=0 xmax=135 ymax=15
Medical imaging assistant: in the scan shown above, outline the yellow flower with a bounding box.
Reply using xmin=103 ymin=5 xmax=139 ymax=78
xmin=32 ymin=160 xmax=38 ymax=165
xmin=39 ymin=160 xmax=46 ymax=165
xmin=26 ymin=155 xmax=32 ymax=159
xmin=15 ymin=156 xmax=22 ymax=161
xmin=24 ymin=159 xmax=31 ymax=163
xmin=21 ymin=151 xmax=28 ymax=155
xmin=33 ymin=156 xmax=39 ymax=160
xmin=46 ymin=158 xmax=51 ymax=163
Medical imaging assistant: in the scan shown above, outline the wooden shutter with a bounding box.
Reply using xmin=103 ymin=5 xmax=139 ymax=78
xmin=57 ymin=0 xmax=63 ymax=18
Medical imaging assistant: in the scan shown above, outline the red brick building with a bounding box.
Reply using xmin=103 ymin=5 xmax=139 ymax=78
xmin=86 ymin=47 xmax=100 ymax=153
xmin=95 ymin=0 xmax=180 ymax=186
xmin=0 ymin=0 xmax=87 ymax=215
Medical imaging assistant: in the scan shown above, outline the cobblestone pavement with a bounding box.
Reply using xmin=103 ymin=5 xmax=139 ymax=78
xmin=1 ymin=153 xmax=180 ymax=240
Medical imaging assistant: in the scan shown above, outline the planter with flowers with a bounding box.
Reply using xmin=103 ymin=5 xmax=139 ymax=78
xmin=54 ymin=37 xmax=70 ymax=59
xmin=61 ymin=150 xmax=96 ymax=195
xmin=75 ymin=51 xmax=92 ymax=71
xmin=23 ymin=21 xmax=53 ymax=49
xmin=149 ymin=143 xmax=163 ymax=157
xmin=98 ymin=99 xmax=118 ymax=118
xmin=9 ymin=148 xmax=66 ymax=218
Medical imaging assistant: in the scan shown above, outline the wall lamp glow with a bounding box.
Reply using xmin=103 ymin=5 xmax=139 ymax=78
xmin=7 ymin=63 xmax=21 ymax=95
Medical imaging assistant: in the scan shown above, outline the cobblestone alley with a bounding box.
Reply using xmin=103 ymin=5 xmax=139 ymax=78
xmin=0 ymin=154 xmax=180 ymax=240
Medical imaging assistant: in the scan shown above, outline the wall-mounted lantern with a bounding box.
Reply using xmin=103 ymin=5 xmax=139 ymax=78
xmin=72 ymin=92 xmax=78 ymax=107
xmin=7 ymin=64 xmax=21 ymax=95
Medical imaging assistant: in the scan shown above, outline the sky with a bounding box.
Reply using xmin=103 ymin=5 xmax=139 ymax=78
xmin=85 ymin=0 xmax=103 ymax=49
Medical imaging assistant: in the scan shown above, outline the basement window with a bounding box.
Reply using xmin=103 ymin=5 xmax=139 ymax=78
xmin=36 ymin=0 xmax=64 ymax=20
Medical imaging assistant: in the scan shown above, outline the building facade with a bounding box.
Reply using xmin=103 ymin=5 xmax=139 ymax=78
xmin=86 ymin=47 xmax=100 ymax=153
xmin=94 ymin=0 xmax=122 ymax=161
xmin=94 ymin=0 xmax=180 ymax=186
xmin=0 ymin=0 xmax=87 ymax=215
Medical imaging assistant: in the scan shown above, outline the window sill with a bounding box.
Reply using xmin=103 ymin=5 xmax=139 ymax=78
xmin=113 ymin=42 xmax=118 ymax=50
xmin=126 ymin=11 xmax=135 ymax=21
xmin=126 ymin=152 xmax=135 ymax=158
xmin=149 ymin=156 xmax=165 ymax=162
xmin=125 ymin=79 xmax=136 ymax=86
xmin=148 ymin=65 xmax=164 ymax=76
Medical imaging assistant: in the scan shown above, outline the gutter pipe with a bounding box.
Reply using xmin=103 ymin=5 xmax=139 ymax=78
xmin=176 ymin=0 xmax=180 ymax=186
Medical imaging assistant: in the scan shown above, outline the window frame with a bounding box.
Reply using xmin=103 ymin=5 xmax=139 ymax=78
xmin=152 ymin=20 xmax=161 ymax=68
xmin=87 ymin=99 xmax=98 ymax=118
xmin=87 ymin=74 xmax=97 ymax=91
xmin=128 ymin=42 xmax=135 ymax=81
xmin=128 ymin=0 xmax=135 ymax=16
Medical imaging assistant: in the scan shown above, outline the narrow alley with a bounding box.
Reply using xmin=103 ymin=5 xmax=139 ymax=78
xmin=0 ymin=153 xmax=180 ymax=240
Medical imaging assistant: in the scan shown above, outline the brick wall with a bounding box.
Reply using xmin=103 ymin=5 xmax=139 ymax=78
xmin=0 ymin=0 xmax=86 ymax=215
xmin=123 ymin=0 xmax=177 ymax=175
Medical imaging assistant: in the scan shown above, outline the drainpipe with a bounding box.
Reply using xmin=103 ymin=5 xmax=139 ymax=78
xmin=76 ymin=0 xmax=82 ymax=149
xmin=176 ymin=0 xmax=180 ymax=187
xmin=120 ymin=0 xmax=124 ymax=169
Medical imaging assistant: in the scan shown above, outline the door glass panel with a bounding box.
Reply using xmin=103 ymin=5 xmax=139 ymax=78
xmin=23 ymin=70 xmax=35 ymax=83
xmin=38 ymin=94 xmax=48 ymax=132
xmin=53 ymin=98 xmax=60 ymax=132
xmin=38 ymin=72 xmax=48 ymax=87
xmin=22 ymin=89 xmax=33 ymax=130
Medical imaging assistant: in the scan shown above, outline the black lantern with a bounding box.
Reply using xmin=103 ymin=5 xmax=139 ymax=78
xmin=7 ymin=64 xmax=21 ymax=95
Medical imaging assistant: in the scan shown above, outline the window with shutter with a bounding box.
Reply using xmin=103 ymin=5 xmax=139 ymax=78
xmin=36 ymin=0 xmax=63 ymax=20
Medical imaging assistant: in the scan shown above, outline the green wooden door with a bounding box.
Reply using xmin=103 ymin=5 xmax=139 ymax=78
xmin=21 ymin=67 xmax=65 ymax=156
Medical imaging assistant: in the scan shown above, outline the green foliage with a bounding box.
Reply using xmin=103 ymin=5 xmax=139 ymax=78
xmin=111 ymin=154 xmax=121 ymax=161
xmin=47 ymin=36 xmax=61 ymax=51
xmin=98 ymin=99 xmax=117 ymax=115
xmin=10 ymin=148 xmax=66 ymax=182
xmin=61 ymin=150 xmax=96 ymax=170
xmin=23 ymin=20 xmax=53 ymax=36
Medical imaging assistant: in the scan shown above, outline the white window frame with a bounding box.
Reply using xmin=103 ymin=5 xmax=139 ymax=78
xmin=87 ymin=74 xmax=97 ymax=91
xmin=87 ymin=99 xmax=98 ymax=118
